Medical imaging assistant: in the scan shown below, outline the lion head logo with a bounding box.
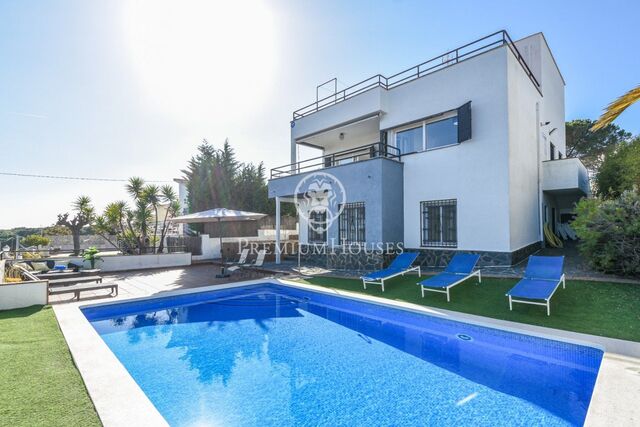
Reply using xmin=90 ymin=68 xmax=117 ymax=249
xmin=294 ymin=172 xmax=346 ymax=234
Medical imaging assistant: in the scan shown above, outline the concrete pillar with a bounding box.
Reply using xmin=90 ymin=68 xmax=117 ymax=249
xmin=275 ymin=196 xmax=281 ymax=264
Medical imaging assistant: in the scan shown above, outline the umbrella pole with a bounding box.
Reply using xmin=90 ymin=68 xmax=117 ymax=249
xmin=216 ymin=218 xmax=229 ymax=278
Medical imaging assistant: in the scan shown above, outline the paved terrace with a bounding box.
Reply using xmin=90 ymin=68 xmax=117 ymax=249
xmin=48 ymin=264 xmax=279 ymax=304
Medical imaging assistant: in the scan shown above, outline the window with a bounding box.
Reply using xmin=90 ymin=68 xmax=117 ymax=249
xmin=308 ymin=209 xmax=327 ymax=244
xmin=558 ymin=151 xmax=563 ymax=159
xmin=338 ymin=202 xmax=365 ymax=244
xmin=550 ymin=143 xmax=556 ymax=160
xmin=420 ymin=199 xmax=457 ymax=247
xmin=393 ymin=111 xmax=464 ymax=154
xmin=426 ymin=116 xmax=458 ymax=150
xmin=395 ymin=126 xmax=423 ymax=154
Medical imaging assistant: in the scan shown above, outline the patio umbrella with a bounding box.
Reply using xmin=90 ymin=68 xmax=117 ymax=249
xmin=171 ymin=208 xmax=267 ymax=276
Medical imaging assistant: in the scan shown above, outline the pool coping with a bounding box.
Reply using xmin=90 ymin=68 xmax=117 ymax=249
xmin=54 ymin=277 xmax=640 ymax=427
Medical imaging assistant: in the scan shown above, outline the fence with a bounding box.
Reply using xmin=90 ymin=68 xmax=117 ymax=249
xmin=167 ymin=236 xmax=202 ymax=256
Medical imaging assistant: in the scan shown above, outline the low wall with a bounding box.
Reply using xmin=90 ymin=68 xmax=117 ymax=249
xmin=192 ymin=234 xmax=221 ymax=261
xmin=58 ymin=252 xmax=192 ymax=272
xmin=0 ymin=281 xmax=48 ymax=310
xmin=99 ymin=253 xmax=192 ymax=272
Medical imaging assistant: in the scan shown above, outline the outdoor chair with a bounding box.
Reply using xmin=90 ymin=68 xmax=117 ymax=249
xmin=506 ymin=256 xmax=565 ymax=316
xmin=417 ymin=253 xmax=481 ymax=302
xmin=361 ymin=252 xmax=421 ymax=292
xmin=227 ymin=249 xmax=249 ymax=273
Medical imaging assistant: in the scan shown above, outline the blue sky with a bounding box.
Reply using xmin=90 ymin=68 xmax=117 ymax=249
xmin=1 ymin=0 xmax=638 ymax=228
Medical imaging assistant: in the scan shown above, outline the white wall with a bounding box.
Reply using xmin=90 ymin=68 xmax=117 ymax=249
xmin=506 ymin=46 xmax=544 ymax=251
xmin=507 ymin=33 xmax=566 ymax=251
xmin=193 ymin=234 xmax=221 ymax=261
xmin=61 ymin=253 xmax=192 ymax=272
xmin=0 ymin=281 xmax=48 ymax=310
xmin=390 ymin=48 xmax=512 ymax=252
xmin=516 ymin=34 xmax=566 ymax=156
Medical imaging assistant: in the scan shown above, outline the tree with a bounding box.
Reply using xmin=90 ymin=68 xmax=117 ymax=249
xmin=572 ymin=190 xmax=640 ymax=276
xmin=592 ymin=85 xmax=640 ymax=131
xmin=182 ymin=139 xmax=295 ymax=218
xmin=56 ymin=196 xmax=95 ymax=255
xmin=157 ymin=185 xmax=180 ymax=253
xmin=42 ymin=224 xmax=71 ymax=236
xmin=565 ymin=119 xmax=632 ymax=171
xmin=21 ymin=234 xmax=51 ymax=249
xmin=183 ymin=139 xmax=239 ymax=215
xmin=596 ymin=137 xmax=640 ymax=199
xmin=93 ymin=178 xmax=181 ymax=254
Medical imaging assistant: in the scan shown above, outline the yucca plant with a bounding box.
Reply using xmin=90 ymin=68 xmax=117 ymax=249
xmin=592 ymin=85 xmax=640 ymax=131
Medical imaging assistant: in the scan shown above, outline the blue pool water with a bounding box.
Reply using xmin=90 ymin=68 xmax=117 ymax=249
xmin=83 ymin=283 xmax=602 ymax=426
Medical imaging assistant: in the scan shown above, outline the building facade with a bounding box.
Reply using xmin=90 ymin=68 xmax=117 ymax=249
xmin=268 ymin=31 xmax=589 ymax=268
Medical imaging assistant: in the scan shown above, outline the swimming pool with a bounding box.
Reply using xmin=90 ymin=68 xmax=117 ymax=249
xmin=82 ymin=282 xmax=602 ymax=426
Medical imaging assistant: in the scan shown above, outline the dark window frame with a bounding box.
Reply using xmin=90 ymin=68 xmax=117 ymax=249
xmin=308 ymin=209 xmax=327 ymax=244
xmin=338 ymin=202 xmax=366 ymax=244
xmin=420 ymin=199 xmax=457 ymax=248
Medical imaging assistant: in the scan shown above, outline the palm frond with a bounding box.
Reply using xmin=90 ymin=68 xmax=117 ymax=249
xmin=592 ymin=85 xmax=640 ymax=131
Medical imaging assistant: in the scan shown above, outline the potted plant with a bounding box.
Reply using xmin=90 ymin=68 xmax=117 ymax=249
xmin=82 ymin=247 xmax=103 ymax=270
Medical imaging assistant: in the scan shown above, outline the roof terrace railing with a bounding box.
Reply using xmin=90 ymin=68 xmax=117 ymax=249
xmin=292 ymin=30 xmax=540 ymax=120
xmin=270 ymin=142 xmax=400 ymax=179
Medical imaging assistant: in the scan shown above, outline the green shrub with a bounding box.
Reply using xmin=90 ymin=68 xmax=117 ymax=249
xmin=596 ymin=137 xmax=640 ymax=198
xmin=572 ymin=190 xmax=640 ymax=275
xmin=21 ymin=234 xmax=50 ymax=248
xmin=82 ymin=247 xmax=103 ymax=269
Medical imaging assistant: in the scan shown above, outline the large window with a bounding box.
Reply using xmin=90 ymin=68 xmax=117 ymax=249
xmin=394 ymin=114 xmax=459 ymax=154
xmin=426 ymin=117 xmax=458 ymax=149
xmin=420 ymin=199 xmax=457 ymax=247
xmin=395 ymin=126 xmax=423 ymax=154
xmin=338 ymin=202 xmax=365 ymax=244
xmin=308 ymin=209 xmax=327 ymax=244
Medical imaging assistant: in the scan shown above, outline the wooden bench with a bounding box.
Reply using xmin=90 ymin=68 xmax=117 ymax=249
xmin=36 ymin=271 xmax=83 ymax=280
xmin=48 ymin=276 xmax=103 ymax=287
xmin=48 ymin=282 xmax=118 ymax=300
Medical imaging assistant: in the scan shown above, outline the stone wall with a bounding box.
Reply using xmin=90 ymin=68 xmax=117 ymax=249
xmin=296 ymin=241 xmax=542 ymax=271
xmin=47 ymin=235 xmax=117 ymax=251
xmin=408 ymin=241 xmax=542 ymax=268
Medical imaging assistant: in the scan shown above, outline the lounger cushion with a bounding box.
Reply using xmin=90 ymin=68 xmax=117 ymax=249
xmin=444 ymin=253 xmax=480 ymax=275
xmin=362 ymin=268 xmax=403 ymax=280
xmin=506 ymin=278 xmax=560 ymax=300
xmin=388 ymin=252 xmax=419 ymax=270
xmin=419 ymin=272 xmax=468 ymax=289
xmin=523 ymin=256 xmax=564 ymax=281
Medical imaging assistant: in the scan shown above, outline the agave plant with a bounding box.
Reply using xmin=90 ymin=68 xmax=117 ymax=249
xmin=591 ymin=85 xmax=640 ymax=131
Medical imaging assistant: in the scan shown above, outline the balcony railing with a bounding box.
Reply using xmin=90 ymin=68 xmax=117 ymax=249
xmin=292 ymin=30 xmax=540 ymax=120
xmin=270 ymin=142 xmax=401 ymax=179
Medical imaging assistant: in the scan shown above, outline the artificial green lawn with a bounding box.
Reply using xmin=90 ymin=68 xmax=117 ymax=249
xmin=0 ymin=306 xmax=101 ymax=427
xmin=293 ymin=275 xmax=640 ymax=342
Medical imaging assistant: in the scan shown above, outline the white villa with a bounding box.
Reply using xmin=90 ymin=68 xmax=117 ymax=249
xmin=268 ymin=31 xmax=589 ymax=268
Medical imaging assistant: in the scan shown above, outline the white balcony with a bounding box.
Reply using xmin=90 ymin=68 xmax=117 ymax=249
xmin=542 ymin=158 xmax=590 ymax=196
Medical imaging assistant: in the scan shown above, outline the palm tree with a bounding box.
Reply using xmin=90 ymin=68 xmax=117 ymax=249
xmin=142 ymin=184 xmax=161 ymax=253
xmin=157 ymin=185 xmax=180 ymax=254
xmin=126 ymin=176 xmax=145 ymax=199
xmin=591 ymin=85 xmax=640 ymax=131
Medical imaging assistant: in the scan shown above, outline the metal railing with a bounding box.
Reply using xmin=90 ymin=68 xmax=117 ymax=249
xmin=270 ymin=142 xmax=400 ymax=178
xmin=293 ymin=30 xmax=540 ymax=120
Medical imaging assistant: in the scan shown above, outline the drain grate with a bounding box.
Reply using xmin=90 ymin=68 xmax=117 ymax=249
xmin=456 ymin=333 xmax=473 ymax=341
